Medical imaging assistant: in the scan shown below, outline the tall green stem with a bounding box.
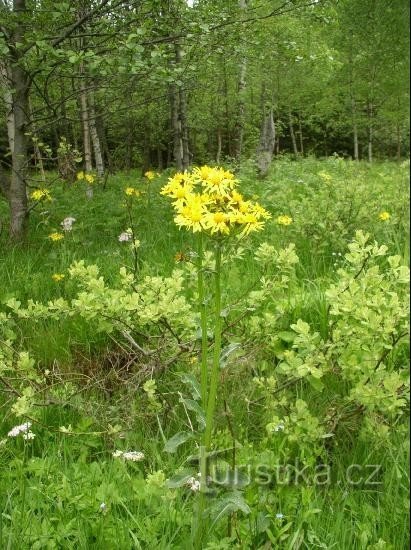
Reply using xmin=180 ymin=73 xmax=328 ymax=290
xmin=197 ymin=232 xmax=208 ymax=406
xmin=204 ymin=241 xmax=223 ymax=449
xmin=195 ymin=241 xmax=223 ymax=548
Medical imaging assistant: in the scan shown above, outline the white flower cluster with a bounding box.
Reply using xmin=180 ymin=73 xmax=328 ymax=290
xmin=186 ymin=473 xmax=201 ymax=492
xmin=8 ymin=422 xmax=36 ymax=440
xmin=112 ymin=450 xmax=145 ymax=462
xmin=118 ymin=229 xmax=133 ymax=242
xmin=61 ymin=217 xmax=76 ymax=232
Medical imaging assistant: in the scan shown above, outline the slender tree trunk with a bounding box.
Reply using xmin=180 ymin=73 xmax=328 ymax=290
xmin=367 ymin=101 xmax=373 ymax=163
xmin=351 ymin=97 xmax=359 ymax=160
xmin=298 ymin=113 xmax=304 ymax=156
xmin=179 ymin=84 xmax=190 ymax=169
xmin=170 ymin=44 xmax=190 ymax=171
xmin=0 ymin=62 xmax=15 ymax=155
xmin=170 ymin=84 xmax=184 ymax=171
xmin=79 ymin=63 xmax=93 ymax=197
xmin=9 ymin=0 xmax=30 ymax=239
xmin=257 ymin=108 xmax=276 ymax=177
xmin=88 ymin=88 xmax=104 ymax=177
xmin=216 ymin=129 xmax=222 ymax=163
xmin=288 ymin=111 xmax=298 ymax=158
xmin=233 ymin=0 xmax=247 ymax=162
xmin=28 ymin=98 xmax=46 ymax=184
xmin=396 ymin=122 xmax=401 ymax=161
xmin=256 ymin=83 xmax=275 ymax=177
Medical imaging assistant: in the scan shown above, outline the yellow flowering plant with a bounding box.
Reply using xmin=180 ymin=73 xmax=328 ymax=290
xmin=379 ymin=211 xmax=391 ymax=222
xmin=48 ymin=232 xmax=64 ymax=242
xmin=161 ymin=165 xmax=271 ymax=544
xmin=144 ymin=171 xmax=157 ymax=181
xmin=30 ymin=189 xmax=52 ymax=202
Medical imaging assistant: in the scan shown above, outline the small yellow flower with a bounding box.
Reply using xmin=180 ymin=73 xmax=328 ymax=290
xmin=277 ymin=215 xmax=293 ymax=226
xmin=48 ymin=232 xmax=64 ymax=242
xmin=144 ymin=171 xmax=156 ymax=181
xmin=30 ymin=189 xmax=52 ymax=202
xmin=379 ymin=211 xmax=391 ymax=222
xmin=51 ymin=273 xmax=65 ymax=282
xmin=318 ymin=171 xmax=332 ymax=183
xmin=76 ymin=171 xmax=85 ymax=180
xmin=85 ymin=174 xmax=95 ymax=184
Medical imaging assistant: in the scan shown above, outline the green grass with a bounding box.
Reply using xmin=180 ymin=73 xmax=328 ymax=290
xmin=0 ymin=158 xmax=409 ymax=549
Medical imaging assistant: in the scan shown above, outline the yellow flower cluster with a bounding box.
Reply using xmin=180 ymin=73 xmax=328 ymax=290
xmin=125 ymin=187 xmax=141 ymax=197
xmin=30 ymin=188 xmax=52 ymax=202
xmin=277 ymin=215 xmax=293 ymax=226
xmin=161 ymin=166 xmax=271 ymax=237
xmin=144 ymin=171 xmax=157 ymax=181
xmin=51 ymin=273 xmax=65 ymax=282
xmin=48 ymin=232 xmax=64 ymax=242
xmin=77 ymin=172 xmax=96 ymax=184
xmin=318 ymin=171 xmax=332 ymax=183
xmin=379 ymin=211 xmax=391 ymax=222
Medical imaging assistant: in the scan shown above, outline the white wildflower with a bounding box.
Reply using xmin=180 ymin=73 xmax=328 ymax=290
xmin=8 ymin=422 xmax=32 ymax=438
xmin=118 ymin=230 xmax=133 ymax=243
xmin=22 ymin=431 xmax=36 ymax=440
xmin=61 ymin=217 xmax=76 ymax=232
xmin=276 ymin=513 xmax=285 ymax=519
xmin=274 ymin=423 xmax=285 ymax=432
xmin=113 ymin=450 xmax=144 ymax=462
xmin=186 ymin=476 xmax=201 ymax=492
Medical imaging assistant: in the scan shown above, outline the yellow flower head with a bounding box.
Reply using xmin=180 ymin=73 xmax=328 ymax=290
xmin=193 ymin=166 xmax=237 ymax=196
xmin=48 ymin=232 xmax=64 ymax=242
xmin=379 ymin=211 xmax=391 ymax=222
xmin=318 ymin=171 xmax=332 ymax=183
xmin=125 ymin=187 xmax=141 ymax=197
xmin=144 ymin=171 xmax=156 ymax=181
xmin=30 ymin=189 xmax=52 ymax=202
xmin=203 ymin=211 xmax=230 ymax=234
xmin=85 ymin=174 xmax=95 ymax=184
xmin=277 ymin=215 xmax=293 ymax=226
xmin=76 ymin=171 xmax=85 ymax=181
xmin=52 ymin=273 xmax=65 ymax=282
xmin=161 ymin=166 xmax=269 ymax=238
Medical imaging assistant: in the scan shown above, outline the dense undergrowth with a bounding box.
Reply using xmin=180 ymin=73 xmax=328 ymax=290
xmin=0 ymin=157 xmax=410 ymax=549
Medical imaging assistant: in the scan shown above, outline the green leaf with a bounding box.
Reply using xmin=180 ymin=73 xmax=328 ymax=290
xmin=178 ymin=372 xmax=201 ymax=400
xmin=220 ymin=342 xmax=241 ymax=368
xmin=164 ymin=431 xmax=193 ymax=454
xmin=179 ymin=397 xmax=205 ymax=429
xmin=208 ymin=492 xmax=250 ymax=526
xmin=166 ymin=469 xmax=195 ymax=488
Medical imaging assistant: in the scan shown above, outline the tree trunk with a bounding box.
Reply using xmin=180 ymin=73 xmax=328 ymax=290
xmin=257 ymin=108 xmax=276 ymax=178
xmin=79 ymin=63 xmax=93 ymax=197
xmin=396 ymin=122 xmax=401 ymax=161
xmin=170 ymin=44 xmax=190 ymax=172
xmin=288 ymin=111 xmax=298 ymax=158
xmin=28 ymin=98 xmax=46 ymax=184
xmin=367 ymin=101 xmax=373 ymax=163
xmin=216 ymin=129 xmax=222 ymax=163
xmin=351 ymin=97 xmax=359 ymax=160
xmin=298 ymin=114 xmax=304 ymax=156
xmin=233 ymin=0 xmax=247 ymax=162
xmin=0 ymin=62 xmax=15 ymax=156
xmin=9 ymin=0 xmax=30 ymax=239
xmin=170 ymin=83 xmax=184 ymax=172
xmin=88 ymin=88 xmax=105 ymax=177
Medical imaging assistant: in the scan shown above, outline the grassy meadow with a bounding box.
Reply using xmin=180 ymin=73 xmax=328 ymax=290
xmin=0 ymin=157 xmax=409 ymax=549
